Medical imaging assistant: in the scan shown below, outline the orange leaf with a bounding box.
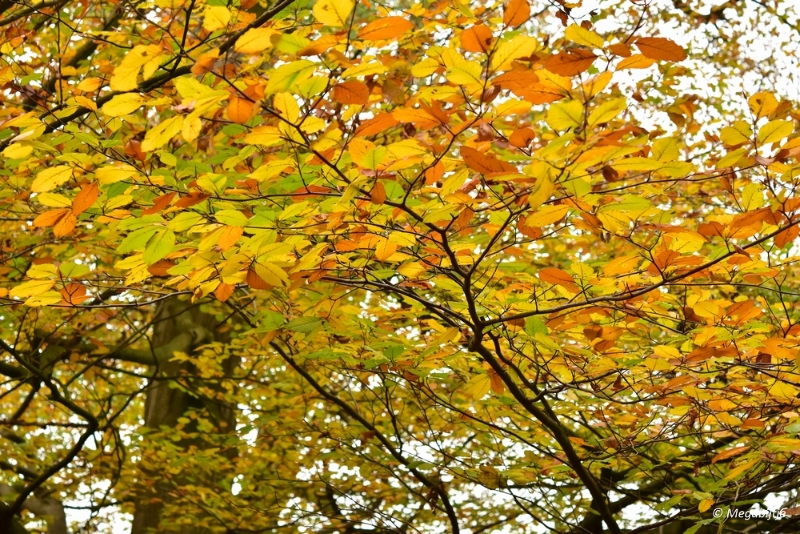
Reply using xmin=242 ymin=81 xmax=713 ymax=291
xmin=461 ymin=24 xmax=493 ymax=53
xmin=60 ymin=283 xmax=90 ymax=305
xmin=142 ymin=192 xmax=177 ymax=215
xmin=635 ymin=37 xmax=687 ymax=61
xmin=227 ymin=97 xmax=255 ymax=124
xmin=371 ymin=181 xmax=386 ymax=205
xmin=503 ymin=0 xmax=530 ymax=28
xmin=607 ymin=42 xmax=631 ymax=57
xmin=711 ymin=446 xmax=750 ymax=464
xmin=147 ymin=260 xmax=175 ymax=277
xmin=461 ymin=147 xmax=517 ymax=175
xmin=545 ymin=49 xmax=597 ymax=76
xmin=355 ymin=112 xmax=398 ymax=136
xmin=218 ymin=226 xmax=244 ymax=251
xmin=175 ymin=192 xmax=210 ymax=208
xmin=72 ymin=182 xmax=99 ymax=216
xmin=425 ymin=161 xmax=444 ymax=184
xmin=33 ymin=208 xmax=70 ymax=228
xmin=616 ymin=54 xmax=656 ymax=70
xmin=54 ymin=211 xmax=78 ymax=237
xmin=774 ymin=224 xmax=799 ymax=248
xmin=509 ymin=127 xmax=535 ymax=148
xmin=357 ymin=16 xmax=414 ymax=41
xmin=538 ymin=267 xmax=579 ymax=291
xmin=333 ymin=81 xmax=369 ymax=106
xmin=490 ymin=370 xmax=505 ymax=394
xmin=215 ymin=282 xmax=235 ymax=302
xmin=246 ymin=269 xmax=270 ymax=289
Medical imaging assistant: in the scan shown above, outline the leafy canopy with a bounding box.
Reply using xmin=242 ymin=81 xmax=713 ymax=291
xmin=2 ymin=0 xmax=800 ymax=533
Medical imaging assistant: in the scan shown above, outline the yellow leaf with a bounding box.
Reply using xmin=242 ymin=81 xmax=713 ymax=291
xmin=96 ymin=165 xmax=138 ymax=184
xmin=31 ymin=165 xmax=73 ymax=193
xmin=715 ymin=147 xmax=749 ymax=169
xmin=720 ymin=121 xmax=752 ymax=146
xmin=758 ymin=119 xmax=793 ymax=144
xmin=2 ymin=143 xmax=33 ymax=159
xmin=254 ymin=262 xmax=289 ymax=287
xmin=234 ymin=28 xmax=278 ymax=54
xmin=110 ymin=45 xmax=161 ymax=91
xmin=698 ymin=499 xmax=714 ymax=513
xmin=769 ymin=381 xmax=799 ymax=400
xmin=742 ymin=182 xmax=764 ymax=211
xmin=36 ymin=192 xmax=72 ymax=207
xmin=76 ymin=77 xmax=102 ymax=92
xmin=243 ymin=126 xmax=283 ymax=146
xmin=611 ymin=157 xmax=661 ymax=172
xmin=603 ymin=255 xmax=641 ymax=276
xmin=587 ymin=97 xmax=626 ymax=127
xmin=546 ymin=99 xmax=583 ymax=130
xmin=374 ymin=238 xmax=398 ymax=261
xmin=274 ymin=93 xmax=300 ymax=123
xmin=525 ymin=204 xmax=569 ymax=227
xmin=100 ymin=93 xmax=146 ymax=117
xmin=565 ymin=24 xmax=604 ymax=49
xmin=313 ymin=0 xmax=354 ymax=27
xmin=203 ymin=5 xmax=231 ymax=32
xmin=464 ymin=374 xmax=491 ymax=400
xmin=266 ymin=60 xmax=316 ymax=94
xmin=141 ymin=115 xmax=184 ymax=152
xmin=341 ymin=61 xmax=388 ymax=79
xmin=10 ymin=279 xmax=56 ymax=299
xmin=490 ymin=35 xmax=540 ymax=71
xmin=748 ymin=91 xmax=778 ymax=119
xmin=182 ymin=114 xmax=202 ymax=142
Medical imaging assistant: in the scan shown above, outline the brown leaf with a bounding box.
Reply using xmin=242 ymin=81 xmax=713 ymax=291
xmin=370 ymin=181 xmax=386 ymax=205
xmin=635 ymin=37 xmax=687 ymax=61
xmin=460 ymin=146 xmax=517 ymax=175
xmin=545 ymin=49 xmax=597 ymax=76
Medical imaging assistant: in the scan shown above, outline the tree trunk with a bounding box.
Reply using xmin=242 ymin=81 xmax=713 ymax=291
xmin=131 ymin=298 xmax=236 ymax=534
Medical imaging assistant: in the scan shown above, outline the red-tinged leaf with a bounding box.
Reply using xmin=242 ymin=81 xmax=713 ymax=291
xmin=227 ymin=96 xmax=255 ymax=124
xmin=461 ymin=24 xmax=493 ymax=53
xmin=60 ymin=283 xmax=89 ymax=305
xmin=460 ymin=146 xmax=517 ymax=175
xmin=147 ymin=260 xmax=175 ymax=277
xmin=356 ymin=112 xmax=398 ymax=136
xmin=246 ymin=269 xmax=270 ymax=289
xmin=490 ymin=370 xmax=504 ymax=394
xmin=711 ymin=446 xmax=749 ymax=464
xmin=218 ymin=226 xmax=244 ymax=251
xmin=357 ymin=17 xmax=414 ymax=41
xmin=33 ymin=208 xmax=70 ymax=228
xmin=72 ymin=182 xmax=99 ymax=215
xmin=175 ymin=192 xmax=210 ymax=208
xmin=509 ymin=127 xmax=535 ymax=148
xmin=53 ymin=211 xmax=77 ymax=237
xmin=545 ymin=49 xmax=597 ymax=76
xmin=634 ymin=37 xmax=687 ymax=61
xmin=503 ymin=0 xmax=530 ymax=28
xmin=370 ymin=181 xmax=386 ymax=204
xmin=215 ymin=282 xmax=235 ymax=302
xmin=333 ymin=81 xmax=370 ymax=106
xmin=425 ymin=161 xmax=444 ymax=184
xmin=607 ymin=42 xmax=631 ymax=57
xmin=774 ymin=224 xmax=799 ymax=248
xmin=538 ymin=267 xmax=579 ymax=291
xmin=142 ymin=192 xmax=177 ymax=215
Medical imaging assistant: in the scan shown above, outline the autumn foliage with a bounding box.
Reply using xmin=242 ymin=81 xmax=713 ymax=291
xmin=2 ymin=0 xmax=800 ymax=533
